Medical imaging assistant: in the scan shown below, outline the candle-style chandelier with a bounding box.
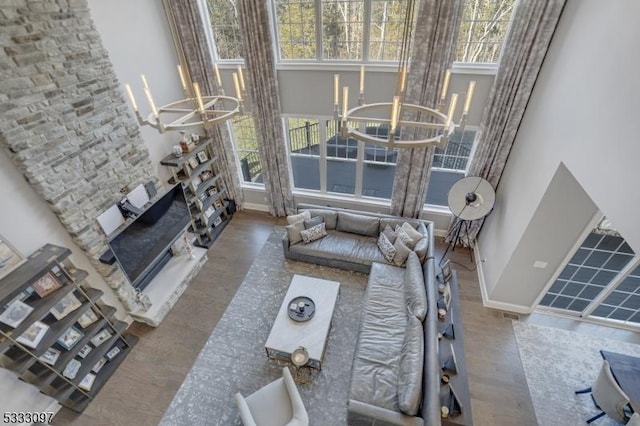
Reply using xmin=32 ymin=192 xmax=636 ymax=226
xmin=124 ymin=64 xmax=245 ymax=133
xmin=333 ymin=0 xmax=475 ymax=150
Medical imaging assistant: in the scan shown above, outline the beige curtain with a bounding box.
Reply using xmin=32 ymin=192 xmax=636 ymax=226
xmin=163 ymin=0 xmax=244 ymax=207
xmin=390 ymin=0 xmax=464 ymax=218
xmin=447 ymin=0 xmax=567 ymax=247
xmin=237 ymin=0 xmax=294 ymax=216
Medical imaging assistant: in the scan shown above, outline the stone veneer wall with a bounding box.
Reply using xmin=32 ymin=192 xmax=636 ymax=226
xmin=0 ymin=0 xmax=161 ymax=311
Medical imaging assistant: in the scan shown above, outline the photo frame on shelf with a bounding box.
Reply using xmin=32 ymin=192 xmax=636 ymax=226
xmin=57 ymin=325 xmax=83 ymax=350
xmin=443 ymin=283 xmax=452 ymax=310
xmin=190 ymin=176 xmax=202 ymax=193
xmin=62 ymin=359 xmax=81 ymax=379
xmin=50 ymin=292 xmax=82 ymax=320
xmin=203 ymin=206 xmax=215 ymax=220
xmin=79 ymin=373 xmax=96 ymax=391
xmin=39 ymin=347 xmax=61 ymax=366
xmin=77 ymin=309 xmax=98 ymax=329
xmin=213 ymin=199 xmax=223 ymax=210
xmin=0 ymin=300 xmax=34 ymax=328
xmin=187 ymin=157 xmax=200 ymax=170
xmin=440 ymin=259 xmax=452 ymax=283
xmin=17 ymin=321 xmax=49 ymax=349
xmin=206 ymin=187 xmax=218 ymax=197
xmin=199 ymin=170 xmax=212 ymax=181
xmin=196 ymin=151 xmax=208 ymax=163
xmin=32 ymin=272 xmax=62 ymax=298
xmin=78 ymin=344 xmax=92 ymax=359
xmin=0 ymin=235 xmax=26 ymax=281
xmin=51 ymin=264 xmax=71 ymax=285
xmin=92 ymin=357 xmax=107 ymax=373
xmin=3 ymin=290 xmax=30 ymax=310
xmin=212 ymin=216 xmax=222 ymax=227
xmin=105 ymin=345 xmax=121 ymax=361
xmin=90 ymin=328 xmax=112 ymax=347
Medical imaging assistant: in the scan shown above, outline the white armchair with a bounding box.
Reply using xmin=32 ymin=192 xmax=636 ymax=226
xmin=575 ymin=360 xmax=631 ymax=424
xmin=235 ymin=367 xmax=309 ymax=426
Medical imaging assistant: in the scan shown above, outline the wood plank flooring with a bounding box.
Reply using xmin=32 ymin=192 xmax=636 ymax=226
xmin=51 ymin=210 xmax=638 ymax=425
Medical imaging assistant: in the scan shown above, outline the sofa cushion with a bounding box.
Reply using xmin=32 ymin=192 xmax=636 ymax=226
xmin=300 ymin=223 xmax=327 ymax=243
xmin=397 ymin=314 xmax=424 ymax=416
xmin=404 ymin=252 xmax=427 ymax=321
xmin=303 ymin=215 xmax=324 ymax=229
xmin=285 ymin=221 xmax=305 ymax=245
xmin=413 ymin=237 xmax=429 ymax=263
xmin=417 ymin=222 xmax=428 ymax=237
xmin=396 ymin=227 xmax=418 ymax=250
xmin=337 ymin=212 xmax=380 ymax=237
xmin=301 ymin=208 xmax=338 ymax=230
xmin=401 ymin=222 xmax=424 ymax=245
xmin=377 ymin=233 xmax=396 ymax=263
xmin=287 ymin=210 xmax=311 ymax=225
xmin=289 ymin=231 xmax=387 ymax=266
xmin=380 ymin=217 xmax=422 ymax=231
xmin=392 ymin=238 xmax=411 ymax=266
xmin=381 ymin=224 xmax=397 ymax=244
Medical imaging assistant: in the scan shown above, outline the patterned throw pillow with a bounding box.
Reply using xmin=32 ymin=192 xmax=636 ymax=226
xmin=377 ymin=233 xmax=396 ymax=262
xmin=401 ymin=222 xmax=424 ymax=243
xmin=396 ymin=228 xmax=417 ymax=250
xmin=286 ymin=210 xmax=311 ymax=225
xmin=303 ymin=215 xmax=324 ymax=229
xmin=392 ymin=238 xmax=412 ymax=266
xmin=300 ymin=223 xmax=327 ymax=243
xmin=381 ymin=224 xmax=397 ymax=244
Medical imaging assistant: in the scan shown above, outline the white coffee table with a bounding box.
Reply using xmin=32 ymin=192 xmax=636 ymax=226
xmin=265 ymin=274 xmax=340 ymax=370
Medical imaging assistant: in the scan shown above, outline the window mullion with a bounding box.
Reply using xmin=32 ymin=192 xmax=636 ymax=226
xmin=582 ymin=257 xmax=640 ymax=318
xmin=319 ymin=118 xmax=328 ymax=192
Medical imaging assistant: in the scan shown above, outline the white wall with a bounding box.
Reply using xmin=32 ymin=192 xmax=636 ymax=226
xmin=477 ymin=0 xmax=640 ymax=310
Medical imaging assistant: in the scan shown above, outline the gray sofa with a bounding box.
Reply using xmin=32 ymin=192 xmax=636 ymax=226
xmin=282 ymin=204 xmax=441 ymax=426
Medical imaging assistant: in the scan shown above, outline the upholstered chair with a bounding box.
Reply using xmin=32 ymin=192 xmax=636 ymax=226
xmin=235 ymin=367 xmax=309 ymax=426
xmin=575 ymin=360 xmax=631 ymax=424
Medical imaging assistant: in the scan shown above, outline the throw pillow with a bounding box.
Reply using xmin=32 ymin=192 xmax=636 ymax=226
xmin=396 ymin=228 xmax=417 ymax=250
xmin=397 ymin=314 xmax=424 ymax=416
xmin=303 ymin=208 xmax=338 ymax=230
xmin=392 ymin=238 xmax=411 ymax=266
xmin=413 ymin=237 xmax=429 ymax=263
xmin=285 ymin=221 xmax=305 ymax=245
xmin=417 ymin=222 xmax=428 ymax=238
xmin=336 ymin=212 xmax=380 ymax=237
xmin=286 ymin=210 xmax=311 ymax=225
xmin=404 ymin=252 xmax=427 ymax=321
xmin=381 ymin=224 xmax=397 ymax=244
xmin=300 ymin=223 xmax=327 ymax=243
xmin=401 ymin=222 xmax=423 ymax=247
xmin=303 ymin=215 xmax=324 ymax=229
xmin=377 ymin=233 xmax=396 ymax=263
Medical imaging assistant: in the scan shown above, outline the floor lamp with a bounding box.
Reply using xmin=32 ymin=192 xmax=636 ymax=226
xmin=442 ymin=176 xmax=496 ymax=263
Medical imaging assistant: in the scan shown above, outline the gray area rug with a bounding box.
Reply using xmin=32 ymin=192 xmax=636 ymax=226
xmin=161 ymin=228 xmax=367 ymax=425
xmin=513 ymin=321 xmax=640 ymax=426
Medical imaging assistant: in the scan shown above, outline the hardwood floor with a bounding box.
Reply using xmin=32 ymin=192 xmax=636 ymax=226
xmin=51 ymin=210 xmax=638 ymax=425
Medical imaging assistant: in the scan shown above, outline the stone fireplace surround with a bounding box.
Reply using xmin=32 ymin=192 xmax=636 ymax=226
xmin=0 ymin=0 xmax=165 ymax=314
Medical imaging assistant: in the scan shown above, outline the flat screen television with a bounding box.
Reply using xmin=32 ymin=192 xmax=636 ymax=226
xmin=108 ymin=184 xmax=190 ymax=291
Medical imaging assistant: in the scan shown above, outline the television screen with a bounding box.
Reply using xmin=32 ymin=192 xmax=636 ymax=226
xmin=108 ymin=184 xmax=190 ymax=289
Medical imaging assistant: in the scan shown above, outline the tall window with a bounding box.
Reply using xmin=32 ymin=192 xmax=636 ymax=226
xmin=275 ymin=0 xmax=317 ymax=60
xmin=206 ymin=0 xmax=244 ymax=60
xmin=287 ymin=118 xmax=321 ymax=190
xmin=321 ymin=0 xmax=365 ymax=60
xmin=369 ymin=0 xmax=409 ymax=61
xmin=231 ymin=115 xmax=263 ymax=184
xmin=455 ymin=0 xmax=517 ymax=64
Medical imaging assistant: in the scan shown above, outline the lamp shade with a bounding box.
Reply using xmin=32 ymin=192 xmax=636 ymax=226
xmin=447 ymin=177 xmax=495 ymax=221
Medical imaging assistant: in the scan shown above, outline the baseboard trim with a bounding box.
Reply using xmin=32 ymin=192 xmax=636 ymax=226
xmin=242 ymin=202 xmax=270 ymax=212
xmin=434 ymin=228 xmax=448 ymax=238
xmin=473 ymin=244 xmax=533 ymax=315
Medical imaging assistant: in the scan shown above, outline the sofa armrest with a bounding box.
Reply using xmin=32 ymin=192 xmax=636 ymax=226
xmin=348 ymin=400 xmax=424 ymax=426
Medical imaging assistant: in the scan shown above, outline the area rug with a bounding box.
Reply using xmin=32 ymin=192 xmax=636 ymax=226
xmin=513 ymin=321 xmax=640 ymax=426
xmin=160 ymin=228 xmax=367 ymax=425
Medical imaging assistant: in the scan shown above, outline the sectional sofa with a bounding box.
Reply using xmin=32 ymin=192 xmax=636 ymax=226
xmin=282 ymin=204 xmax=441 ymax=426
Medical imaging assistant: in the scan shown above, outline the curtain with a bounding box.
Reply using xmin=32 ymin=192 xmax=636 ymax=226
xmin=447 ymin=0 xmax=567 ymax=247
xmin=237 ymin=0 xmax=294 ymax=217
xmin=163 ymin=0 xmax=244 ymax=208
xmin=390 ymin=0 xmax=464 ymax=218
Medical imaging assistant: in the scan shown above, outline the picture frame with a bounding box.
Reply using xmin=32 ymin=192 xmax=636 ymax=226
xmin=17 ymin=321 xmax=49 ymax=349
xmin=32 ymin=272 xmax=62 ymax=298
xmin=212 ymin=216 xmax=222 ymax=227
xmin=440 ymin=259 xmax=452 ymax=283
xmin=92 ymin=357 xmax=107 ymax=373
xmin=0 ymin=300 xmax=34 ymax=328
xmin=78 ymin=373 xmax=96 ymax=391
xmin=50 ymin=265 xmax=71 ymax=285
xmin=203 ymin=206 xmax=215 ymax=220
xmin=105 ymin=346 xmax=121 ymax=361
xmin=0 ymin=235 xmax=26 ymax=281
xmin=443 ymin=283 xmax=452 ymax=310
xmin=190 ymin=176 xmax=202 ymax=194
xmin=199 ymin=170 xmax=212 ymax=181
xmin=39 ymin=347 xmax=61 ymax=366
xmin=196 ymin=150 xmax=208 ymax=163
xmin=77 ymin=309 xmax=98 ymax=329
xmin=62 ymin=359 xmax=81 ymax=379
xmin=3 ymin=290 xmax=31 ymax=310
xmin=78 ymin=344 xmax=92 ymax=359
xmin=50 ymin=292 xmax=82 ymax=320
xmin=206 ymin=187 xmax=218 ymax=197
xmin=187 ymin=157 xmax=200 ymax=170
xmin=57 ymin=325 xmax=83 ymax=350
xmin=90 ymin=328 xmax=112 ymax=347
xmin=213 ymin=199 xmax=223 ymax=210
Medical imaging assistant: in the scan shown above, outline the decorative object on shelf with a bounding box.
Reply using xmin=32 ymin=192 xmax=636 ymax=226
xmin=199 ymin=170 xmax=212 ymax=181
xmin=39 ymin=347 xmax=61 ymax=366
xmin=16 ymin=321 xmax=49 ymax=349
xmin=203 ymin=205 xmax=215 ymax=220
xmin=78 ymin=373 xmax=96 ymax=391
xmin=32 ymin=272 xmax=62 ymax=298
xmin=78 ymin=344 xmax=92 ymax=359
xmin=105 ymin=345 xmax=121 ymax=361
xmin=172 ymin=145 xmax=183 ymax=158
xmin=287 ymin=296 xmax=315 ymax=322
xmin=196 ymin=151 xmax=208 ymax=163
xmin=77 ymin=309 xmax=98 ymax=328
xmin=331 ymin=0 xmax=475 ymax=150
xmin=212 ymin=216 xmax=223 ymax=227
xmin=90 ymin=329 xmax=112 ymax=347
xmin=190 ymin=133 xmax=200 ymax=143
xmin=50 ymin=292 xmax=82 ymax=320
xmin=124 ymin=64 xmax=243 ymax=133
xmin=213 ymin=199 xmax=223 ymax=210
xmin=0 ymin=234 xmax=25 ymax=281
xmin=62 ymin=359 xmax=81 ymax=379
xmin=92 ymin=357 xmax=107 ymax=373
xmin=190 ymin=176 xmax=202 ymax=193
xmin=58 ymin=325 xmax=84 ymax=350
xmin=440 ymin=259 xmax=452 ymax=283
xmin=0 ymin=300 xmax=33 ymax=328
xmin=183 ymin=235 xmax=195 ymax=260
xmin=134 ymin=288 xmax=152 ymax=311
xmin=187 ymin=157 xmax=200 ymax=170
xmin=442 ymin=176 xmax=496 ymax=261
xmin=3 ymin=289 xmax=31 ymax=309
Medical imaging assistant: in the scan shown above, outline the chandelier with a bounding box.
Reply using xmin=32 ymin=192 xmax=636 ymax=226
xmin=124 ymin=64 xmax=245 ymax=133
xmin=333 ymin=0 xmax=475 ymax=150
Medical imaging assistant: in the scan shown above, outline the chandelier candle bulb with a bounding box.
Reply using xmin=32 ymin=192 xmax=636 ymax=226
xmin=399 ymin=65 xmax=408 ymax=95
xmin=462 ymin=81 xmax=476 ymax=115
xmin=193 ymin=82 xmax=205 ymax=113
xmin=359 ymin=65 xmax=365 ymax=94
xmin=177 ymin=65 xmax=187 ymax=92
xmin=141 ymin=74 xmax=150 ymax=90
xmin=390 ymin=95 xmax=401 ymax=132
xmin=333 ymin=74 xmax=339 ymax=107
xmin=440 ymin=70 xmax=451 ymax=105
xmin=143 ymin=86 xmax=158 ymax=118
xmin=237 ymin=65 xmax=246 ymax=93
xmin=342 ymin=86 xmax=349 ymax=119
xmin=213 ymin=63 xmax=222 ymax=88
xmin=445 ymin=93 xmax=458 ymax=129
xmin=124 ymin=84 xmax=138 ymax=111
xmin=232 ymin=72 xmax=242 ymax=102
